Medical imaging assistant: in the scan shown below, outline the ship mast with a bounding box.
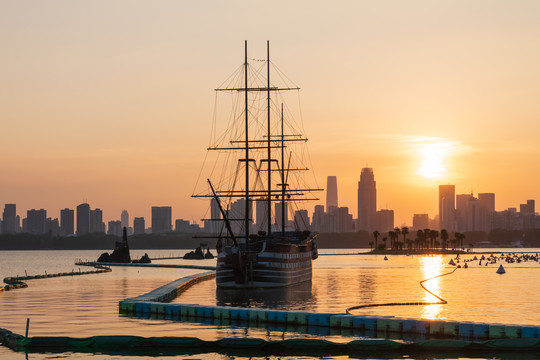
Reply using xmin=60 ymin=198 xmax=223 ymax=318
xmin=266 ymin=40 xmax=272 ymax=236
xmin=244 ymin=40 xmax=250 ymax=245
xmin=281 ymin=103 xmax=285 ymax=236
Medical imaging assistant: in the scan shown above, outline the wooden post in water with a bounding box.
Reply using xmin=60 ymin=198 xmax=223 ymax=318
xmin=25 ymin=318 xmax=30 ymax=338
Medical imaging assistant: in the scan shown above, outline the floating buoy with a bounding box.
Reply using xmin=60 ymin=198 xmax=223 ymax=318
xmin=473 ymin=256 xmax=478 ymax=260
xmin=449 ymin=259 xmax=456 ymax=266
xmin=496 ymin=265 xmax=506 ymax=274
xmin=384 ymin=256 xmax=388 ymax=260
xmin=464 ymin=263 xmax=468 ymax=269
xmin=406 ymin=253 xmax=410 ymax=256
xmin=501 ymin=253 xmax=504 ymax=257
xmin=481 ymin=255 xmax=485 ymax=260
xmin=490 ymin=253 xmax=494 ymax=258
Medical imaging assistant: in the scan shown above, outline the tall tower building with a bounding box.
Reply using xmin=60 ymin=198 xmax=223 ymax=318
xmin=255 ymin=197 xmax=267 ymax=233
xmin=121 ymin=210 xmax=129 ymax=230
xmin=151 ymin=206 xmax=172 ymax=234
xmin=439 ymin=185 xmax=455 ymax=231
xmin=275 ymin=202 xmax=288 ymax=231
xmin=357 ymin=168 xmax=377 ymax=232
xmin=60 ymin=208 xmax=74 ymax=236
xmin=90 ymin=208 xmax=104 ymax=233
xmin=326 ymin=176 xmax=338 ymax=212
xmin=210 ymin=199 xmax=221 ymax=234
xmin=76 ymin=203 xmax=90 ymax=236
xmin=2 ymin=204 xmax=17 ymax=234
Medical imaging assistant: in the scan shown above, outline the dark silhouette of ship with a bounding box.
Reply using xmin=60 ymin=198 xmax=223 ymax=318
xmin=193 ymin=41 xmax=320 ymax=288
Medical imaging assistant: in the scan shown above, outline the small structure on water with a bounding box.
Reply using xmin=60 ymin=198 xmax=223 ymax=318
xmin=97 ymin=227 xmax=151 ymax=264
xmin=183 ymin=243 xmax=214 ymax=260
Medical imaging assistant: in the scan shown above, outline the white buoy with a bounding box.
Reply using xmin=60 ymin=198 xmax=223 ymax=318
xmin=384 ymin=256 xmax=388 ymax=260
xmin=449 ymin=259 xmax=456 ymax=266
xmin=496 ymin=265 xmax=506 ymax=274
xmin=473 ymin=256 xmax=478 ymax=260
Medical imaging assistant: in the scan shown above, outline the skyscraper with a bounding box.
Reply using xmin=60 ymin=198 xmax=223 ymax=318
xmin=121 ymin=210 xmax=129 ymax=230
xmin=275 ymin=202 xmax=288 ymax=231
xmin=133 ymin=217 xmax=145 ymax=235
xmin=376 ymin=209 xmax=394 ymax=232
xmin=90 ymin=208 xmax=104 ymax=233
xmin=2 ymin=204 xmax=17 ymax=234
xmin=357 ymin=168 xmax=377 ymax=232
xmin=210 ymin=199 xmax=221 ymax=234
xmin=439 ymin=185 xmax=455 ymax=231
xmin=326 ymin=176 xmax=338 ymax=212
xmin=255 ymin=197 xmax=268 ymax=233
xmin=151 ymin=206 xmax=172 ymax=234
xmin=76 ymin=203 xmax=90 ymax=236
xmin=294 ymin=209 xmax=310 ymax=231
xmin=478 ymin=193 xmax=495 ymax=233
xmin=60 ymin=208 xmax=74 ymax=236
xmin=27 ymin=209 xmax=47 ymax=234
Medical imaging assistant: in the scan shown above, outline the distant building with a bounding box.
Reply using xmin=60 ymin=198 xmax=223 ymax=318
xmin=133 ymin=217 xmax=145 ymax=235
xmin=255 ymin=197 xmax=268 ymax=233
xmin=90 ymin=208 xmax=104 ymax=233
xmin=27 ymin=209 xmax=47 ymax=234
xmin=311 ymin=205 xmax=335 ymax=233
xmin=121 ymin=210 xmax=129 ymax=230
xmin=76 ymin=203 xmax=90 ymax=236
xmin=60 ymin=208 xmax=74 ymax=236
xmin=175 ymin=219 xmax=190 ymax=233
xmin=478 ymin=193 xmax=495 ymax=233
xmin=46 ymin=218 xmax=60 ymax=237
xmin=293 ymin=209 xmax=310 ymax=231
xmin=376 ymin=209 xmax=394 ymax=232
xmin=151 ymin=206 xmax=172 ymax=234
xmin=335 ymin=207 xmax=354 ymax=233
xmin=2 ymin=204 xmax=17 ymax=234
xmin=275 ymin=202 xmax=288 ymax=231
xmin=438 ymin=185 xmax=455 ymax=231
xmin=357 ymin=168 xmax=377 ymax=232
xmin=209 ymin=199 xmax=222 ymax=234
xmin=229 ymin=199 xmax=252 ymax=236
xmin=455 ymin=194 xmax=470 ymax=232
xmin=107 ymin=220 xmax=122 ymax=237
xmin=326 ymin=176 xmax=338 ymax=212
xmin=412 ymin=214 xmax=429 ymax=230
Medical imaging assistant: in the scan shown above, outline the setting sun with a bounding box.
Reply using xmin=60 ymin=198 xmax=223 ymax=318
xmin=416 ymin=140 xmax=452 ymax=180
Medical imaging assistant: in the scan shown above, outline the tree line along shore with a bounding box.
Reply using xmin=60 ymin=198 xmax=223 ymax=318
xmin=0 ymin=229 xmax=539 ymax=251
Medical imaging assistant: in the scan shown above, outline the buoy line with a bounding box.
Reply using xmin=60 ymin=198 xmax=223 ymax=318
xmin=346 ymin=267 xmax=458 ymax=314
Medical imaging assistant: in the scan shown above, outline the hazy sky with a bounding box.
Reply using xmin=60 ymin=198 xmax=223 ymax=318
xmin=1 ymin=1 xmax=539 ymax=226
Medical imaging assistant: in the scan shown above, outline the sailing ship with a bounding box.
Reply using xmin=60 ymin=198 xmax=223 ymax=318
xmin=193 ymin=41 xmax=321 ymax=288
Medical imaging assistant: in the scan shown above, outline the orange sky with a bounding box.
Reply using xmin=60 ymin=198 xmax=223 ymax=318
xmin=1 ymin=1 xmax=539 ymax=227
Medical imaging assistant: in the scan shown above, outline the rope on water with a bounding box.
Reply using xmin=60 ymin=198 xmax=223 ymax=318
xmin=346 ymin=267 xmax=458 ymax=314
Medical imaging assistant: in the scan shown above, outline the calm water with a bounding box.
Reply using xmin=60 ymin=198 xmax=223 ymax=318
xmin=1 ymin=248 xmax=540 ymax=360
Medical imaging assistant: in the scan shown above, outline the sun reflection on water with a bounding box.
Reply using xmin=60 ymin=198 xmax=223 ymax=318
xmin=419 ymin=255 xmax=445 ymax=320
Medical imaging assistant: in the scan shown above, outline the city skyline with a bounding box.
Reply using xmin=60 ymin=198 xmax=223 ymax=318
xmin=1 ymin=2 xmax=540 ymax=226
xmin=1 ymin=173 xmax=537 ymax=235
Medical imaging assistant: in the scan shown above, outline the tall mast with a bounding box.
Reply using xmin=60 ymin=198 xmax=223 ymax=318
xmin=281 ymin=103 xmax=285 ymax=236
xmin=266 ymin=40 xmax=272 ymax=236
xmin=244 ymin=40 xmax=250 ymax=244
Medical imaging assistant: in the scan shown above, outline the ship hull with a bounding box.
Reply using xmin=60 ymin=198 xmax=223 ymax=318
xmin=216 ymin=234 xmax=318 ymax=288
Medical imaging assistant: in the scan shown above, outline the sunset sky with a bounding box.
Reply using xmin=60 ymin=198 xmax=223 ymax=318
xmin=1 ymin=1 xmax=539 ymax=227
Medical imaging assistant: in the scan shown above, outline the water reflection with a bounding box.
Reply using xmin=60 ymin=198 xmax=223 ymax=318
xmin=419 ymin=255 xmax=444 ymax=319
xmin=216 ymin=281 xmax=314 ymax=310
